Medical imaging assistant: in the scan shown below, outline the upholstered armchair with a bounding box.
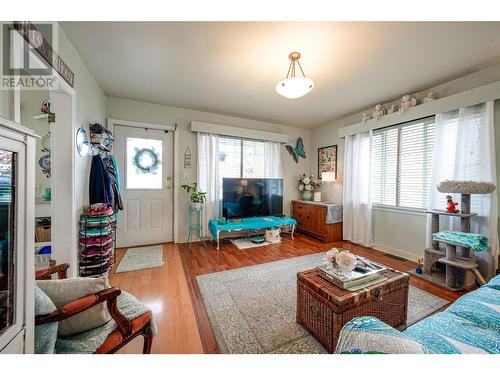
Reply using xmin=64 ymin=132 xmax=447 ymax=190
xmin=35 ymin=263 xmax=155 ymax=354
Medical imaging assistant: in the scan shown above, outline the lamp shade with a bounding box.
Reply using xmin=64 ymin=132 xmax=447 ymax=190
xmin=322 ymin=171 xmax=336 ymax=182
xmin=275 ymin=77 xmax=314 ymax=99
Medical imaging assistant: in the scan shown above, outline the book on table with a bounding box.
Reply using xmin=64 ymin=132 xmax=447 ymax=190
xmin=317 ymin=257 xmax=387 ymax=291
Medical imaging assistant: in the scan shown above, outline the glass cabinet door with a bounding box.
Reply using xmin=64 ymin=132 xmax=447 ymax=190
xmin=0 ymin=149 xmax=16 ymax=336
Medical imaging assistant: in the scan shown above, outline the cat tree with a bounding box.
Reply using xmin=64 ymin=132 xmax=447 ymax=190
xmin=424 ymin=180 xmax=495 ymax=291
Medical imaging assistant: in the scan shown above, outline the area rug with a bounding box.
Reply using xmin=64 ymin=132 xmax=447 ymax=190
xmin=230 ymin=238 xmax=278 ymax=250
xmin=196 ymin=252 xmax=449 ymax=354
xmin=115 ymin=245 xmax=164 ymax=273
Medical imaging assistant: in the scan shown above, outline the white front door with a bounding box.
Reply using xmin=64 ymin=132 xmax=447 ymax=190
xmin=114 ymin=125 xmax=173 ymax=247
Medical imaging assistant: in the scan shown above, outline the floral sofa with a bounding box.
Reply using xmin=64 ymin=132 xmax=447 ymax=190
xmin=335 ymin=274 xmax=500 ymax=354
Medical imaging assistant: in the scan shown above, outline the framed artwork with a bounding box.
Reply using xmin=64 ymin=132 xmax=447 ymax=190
xmin=318 ymin=145 xmax=337 ymax=179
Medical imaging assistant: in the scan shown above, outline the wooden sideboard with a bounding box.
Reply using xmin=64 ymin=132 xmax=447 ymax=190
xmin=291 ymin=200 xmax=342 ymax=243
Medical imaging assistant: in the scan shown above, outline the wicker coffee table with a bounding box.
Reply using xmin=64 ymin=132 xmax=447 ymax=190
xmin=296 ymin=267 xmax=410 ymax=353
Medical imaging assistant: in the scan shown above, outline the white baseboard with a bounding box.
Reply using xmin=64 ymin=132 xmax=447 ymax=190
xmin=372 ymin=243 xmax=422 ymax=263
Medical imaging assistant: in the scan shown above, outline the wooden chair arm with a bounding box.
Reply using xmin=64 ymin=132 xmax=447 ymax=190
xmin=35 ymin=263 xmax=70 ymax=280
xmin=35 ymin=287 xmax=132 ymax=337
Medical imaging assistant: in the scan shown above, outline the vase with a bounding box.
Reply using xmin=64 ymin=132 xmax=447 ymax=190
xmin=330 ymin=265 xmax=353 ymax=278
xmin=302 ymin=190 xmax=313 ymax=201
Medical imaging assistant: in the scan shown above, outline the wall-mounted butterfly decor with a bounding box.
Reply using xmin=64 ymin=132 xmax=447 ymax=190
xmin=286 ymin=137 xmax=306 ymax=163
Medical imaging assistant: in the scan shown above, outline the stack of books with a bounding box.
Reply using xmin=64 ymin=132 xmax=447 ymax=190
xmin=317 ymin=257 xmax=387 ymax=291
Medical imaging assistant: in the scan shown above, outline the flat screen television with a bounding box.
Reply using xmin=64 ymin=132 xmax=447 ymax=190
xmin=222 ymin=178 xmax=283 ymax=219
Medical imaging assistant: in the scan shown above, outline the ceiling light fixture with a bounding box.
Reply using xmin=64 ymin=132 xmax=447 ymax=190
xmin=275 ymin=52 xmax=314 ymax=99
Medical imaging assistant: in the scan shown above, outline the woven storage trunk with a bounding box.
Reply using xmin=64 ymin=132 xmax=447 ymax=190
xmin=296 ymin=268 xmax=409 ymax=353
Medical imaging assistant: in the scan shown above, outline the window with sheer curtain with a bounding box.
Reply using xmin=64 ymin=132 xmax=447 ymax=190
xmin=371 ymin=116 xmax=435 ymax=210
xmin=217 ymin=136 xmax=281 ymax=195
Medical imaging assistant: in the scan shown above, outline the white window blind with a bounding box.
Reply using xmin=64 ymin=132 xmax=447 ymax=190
xmin=218 ymin=136 xmax=268 ymax=195
xmin=371 ymin=117 xmax=435 ymax=209
xmin=242 ymin=140 xmax=265 ymax=178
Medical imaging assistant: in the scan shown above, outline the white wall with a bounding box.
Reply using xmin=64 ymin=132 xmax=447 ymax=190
xmin=311 ymin=64 xmax=500 ymax=261
xmin=107 ymin=97 xmax=312 ymax=242
xmin=56 ymin=25 xmax=107 ymax=270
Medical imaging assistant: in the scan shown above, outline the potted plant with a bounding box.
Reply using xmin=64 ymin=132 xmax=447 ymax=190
xmin=298 ymin=174 xmax=323 ymax=201
xmin=181 ymin=182 xmax=207 ymax=209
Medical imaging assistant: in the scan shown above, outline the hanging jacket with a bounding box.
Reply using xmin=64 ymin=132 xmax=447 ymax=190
xmin=103 ymin=155 xmax=124 ymax=212
xmin=89 ymin=154 xmax=112 ymax=205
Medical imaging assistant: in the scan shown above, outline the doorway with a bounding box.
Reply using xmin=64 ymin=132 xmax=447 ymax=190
xmin=113 ymin=125 xmax=174 ymax=247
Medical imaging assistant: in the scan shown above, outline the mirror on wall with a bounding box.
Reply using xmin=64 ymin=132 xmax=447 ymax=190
xmin=76 ymin=126 xmax=90 ymax=157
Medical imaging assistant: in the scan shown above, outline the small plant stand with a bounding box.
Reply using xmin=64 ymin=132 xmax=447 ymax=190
xmin=424 ymin=193 xmax=485 ymax=290
xmin=187 ymin=205 xmax=206 ymax=249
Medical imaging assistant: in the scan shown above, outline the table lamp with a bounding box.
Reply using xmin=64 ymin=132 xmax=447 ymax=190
xmin=321 ymin=171 xmax=336 ymax=202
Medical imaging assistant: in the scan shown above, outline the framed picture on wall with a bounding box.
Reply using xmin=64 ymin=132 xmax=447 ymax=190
xmin=318 ymin=145 xmax=337 ymax=179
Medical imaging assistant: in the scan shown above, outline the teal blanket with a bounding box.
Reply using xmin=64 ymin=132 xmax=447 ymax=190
xmin=432 ymin=230 xmax=489 ymax=252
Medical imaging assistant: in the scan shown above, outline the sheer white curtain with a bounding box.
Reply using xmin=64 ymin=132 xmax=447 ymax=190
xmin=343 ymin=131 xmax=373 ymax=246
xmin=197 ymin=132 xmax=220 ymax=238
xmin=426 ymin=102 xmax=498 ymax=279
xmin=263 ymin=141 xmax=282 ymax=178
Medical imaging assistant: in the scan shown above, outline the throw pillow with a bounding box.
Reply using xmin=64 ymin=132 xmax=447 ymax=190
xmin=34 ymin=285 xmax=58 ymax=354
xmin=37 ymin=276 xmax=112 ymax=337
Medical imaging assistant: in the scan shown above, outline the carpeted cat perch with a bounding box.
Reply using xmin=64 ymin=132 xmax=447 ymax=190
xmin=437 ymin=180 xmax=496 ymax=195
xmin=424 ymin=180 xmax=496 ymax=291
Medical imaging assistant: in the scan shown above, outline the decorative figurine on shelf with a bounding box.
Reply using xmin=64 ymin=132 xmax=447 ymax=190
xmin=372 ymin=104 xmax=385 ymax=120
xmin=399 ymin=94 xmax=417 ymax=114
xmin=361 ymin=112 xmax=371 ymax=123
xmin=445 ymin=195 xmax=460 ymax=213
xmin=415 ymin=258 xmax=424 ymax=274
xmin=41 ymin=99 xmax=50 ymax=114
xmin=423 ymin=92 xmax=436 ymax=103
xmin=387 ymin=104 xmax=398 ymax=114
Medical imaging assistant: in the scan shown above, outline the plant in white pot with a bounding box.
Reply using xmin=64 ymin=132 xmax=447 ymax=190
xmin=181 ymin=182 xmax=207 ymax=209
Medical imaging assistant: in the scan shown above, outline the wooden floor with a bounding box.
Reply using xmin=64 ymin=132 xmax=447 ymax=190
xmin=109 ymin=243 xmax=204 ymax=354
xmin=108 ymin=233 xmax=472 ymax=354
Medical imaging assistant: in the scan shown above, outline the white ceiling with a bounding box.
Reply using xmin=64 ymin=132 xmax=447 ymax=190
xmin=61 ymin=22 xmax=500 ymax=128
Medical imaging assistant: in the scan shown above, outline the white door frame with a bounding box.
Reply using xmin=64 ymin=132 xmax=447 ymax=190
xmin=107 ymin=118 xmax=179 ymax=243
xmin=11 ymin=27 xmax=78 ymax=274
xmin=49 ymin=83 xmax=77 ymax=274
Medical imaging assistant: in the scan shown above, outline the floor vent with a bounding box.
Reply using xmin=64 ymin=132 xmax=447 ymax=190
xmin=383 ymin=253 xmax=407 ymax=262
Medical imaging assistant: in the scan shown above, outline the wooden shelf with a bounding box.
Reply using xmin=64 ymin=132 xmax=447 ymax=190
xmin=438 ymin=257 xmax=478 ymax=270
xmin=424 ymin=247 xmax=445 ymax=256
xmin=426 ymin=209 xmax=477 ymax=218
xmin=33 ymin=114 xmax=48 ymax=120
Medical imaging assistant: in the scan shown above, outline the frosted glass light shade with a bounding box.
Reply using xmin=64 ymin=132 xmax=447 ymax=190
xmin=275 ymin=77 xmax=314 ymax=99
xmin=322 ymin=171 xmax=336 ymax=182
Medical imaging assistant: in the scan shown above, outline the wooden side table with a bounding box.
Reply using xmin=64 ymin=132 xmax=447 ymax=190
xmin=291 ymin=200 xmax=342 ymax=242
xmin=296 ymin=267 xmax=409 ymax=353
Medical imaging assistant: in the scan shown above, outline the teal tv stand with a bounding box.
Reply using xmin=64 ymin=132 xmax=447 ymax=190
xmin=208 ymin=216 xmax=297 ymax=250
